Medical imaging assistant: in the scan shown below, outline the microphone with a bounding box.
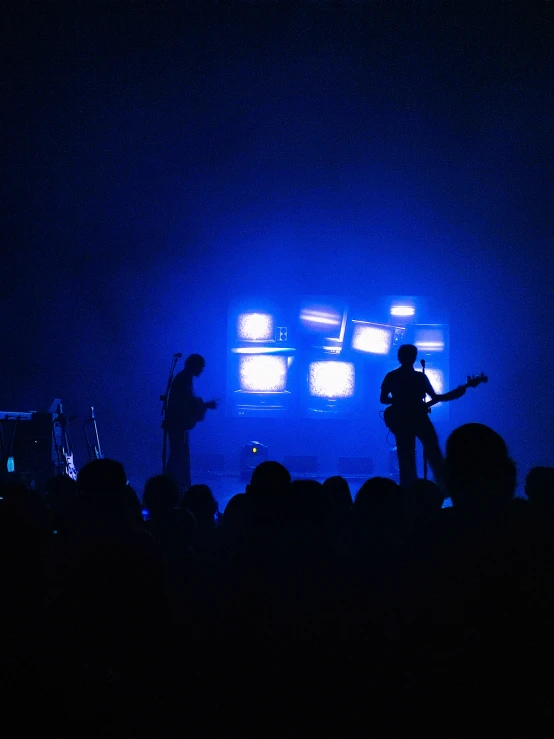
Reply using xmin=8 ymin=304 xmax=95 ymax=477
xmin=174 ymin=353 xmax=183 ymax=358
xmin=420 ymin=359 xmax=426 ymax=369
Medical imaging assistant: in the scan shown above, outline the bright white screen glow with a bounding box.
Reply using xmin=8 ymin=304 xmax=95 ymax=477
xmin=300 ymin=306 xmax=342 ymax=331
xmin=239 ymin=355 xmax=287 ymax=392
xmin=414 ymin=328 xmax=445 ymax=351
xmin=352 ymin=324 xmax=393 ymax=355
xmin=390 ymin=305 xmax=415 ymax=317
xmin=308 ymin=361 xmax=355 ymax=398
xmin=237 ymin=313 xmax=274 ymax=341
xmin=422 ymin=368 xmax=445 ymax=397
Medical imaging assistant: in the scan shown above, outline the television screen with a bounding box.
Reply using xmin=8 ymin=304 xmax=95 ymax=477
xmin=237 ymin=312 xmax=275 ymax=342
xmin=308 ymin=361 xmax=355 ymax=399
xmin=390 ymin=304 xmax=415 ymax=317
xmin=421 ymin=367 xmax=445 ymax=397
xmin=239 ymin=355 xmax=288 ymax=393
xmin=351 ymin=322 xmax=394 ymax=355
xmin=413 ymin=325 xmax=446 ymax=352
xmin=227 ymin=296 xmax=445 ymax=421
xmin=299 ymin=301 xmax=347 ymax=345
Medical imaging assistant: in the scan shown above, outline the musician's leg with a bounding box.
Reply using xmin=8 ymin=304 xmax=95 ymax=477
xmin=417 ymin=417 xmax=446 ymax=491
xmin=166 ymin=429 xmax=188 ymax=496
xmin=183 ymin=430 xmax=191 ymax=491
xmin=395 ymin=430 xmax=418 ymax=488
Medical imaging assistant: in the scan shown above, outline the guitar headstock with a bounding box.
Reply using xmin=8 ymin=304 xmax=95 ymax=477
xmin=466 ymin=372 xmax=488 ymax=389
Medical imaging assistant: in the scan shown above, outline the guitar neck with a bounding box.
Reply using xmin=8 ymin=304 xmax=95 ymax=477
xmin=426 ymin=385 xmax=465 ymax=410
xmin=425 ymin=378 xmax=482 ymax=409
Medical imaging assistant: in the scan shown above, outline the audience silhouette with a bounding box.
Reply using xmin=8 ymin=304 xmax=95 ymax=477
xmin=2 ymin=423 xmax=554 ymax=736
xmin=525 ymin=465 xmax=554 ymax=507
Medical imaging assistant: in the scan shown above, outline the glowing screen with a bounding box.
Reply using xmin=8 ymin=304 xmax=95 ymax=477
xmin=299 ymin=303 xmax=344 ymax=338
xmin=352 ymin=323 xmax=393 ymax=355
xmin=308 ymin=361 xmax=355 ymax=399
xmin=414 ymin=327 xmax=445 ymax=352
xmin=228 ymin=297 xmax=447 ymax=419
xmin=422 ymin=368 xmax=445 ymax=396
xmin=390 ymin=304 xmax=415 ymax=317
xmin=237 ymin=313 xmax=274 ymax=341
xmin=239 ymin=355 xmax=287 ymax=392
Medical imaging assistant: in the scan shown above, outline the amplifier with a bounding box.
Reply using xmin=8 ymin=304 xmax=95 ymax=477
xmin=0 ymin=411 xmax=35 ymax=421
xmin=337 ymin=457 xmax=375 ymax=478
xmin=0 ymin=411 xmax=55 ymax=491
xmin=284 ymin=455 xmax=319 ymax=478
xmin=191 ymin=453 xmax=225 ymax=476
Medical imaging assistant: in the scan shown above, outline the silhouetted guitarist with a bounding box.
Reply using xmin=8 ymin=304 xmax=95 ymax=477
xmin=380 ymin=344 xmax=465 ymax=489
xmin=162 ymin=354 xmax=217 ymax=494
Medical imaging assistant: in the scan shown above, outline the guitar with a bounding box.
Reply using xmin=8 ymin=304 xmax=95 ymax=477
xmin=53 ymin=403 xmax=78 ymax=480
xmin=162 ymin=397 xmax=218 ymax=433
xmin=383 ymin=373 xmax=488 ymax=434
xmin=183 ymin=397 xmax=218 ymax=431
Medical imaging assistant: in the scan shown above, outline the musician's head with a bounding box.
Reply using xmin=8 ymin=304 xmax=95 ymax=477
xmin=398 ymin=344 xmax=418 ymax=366
xmin=185 ymin=353 xmax=206 ymax=377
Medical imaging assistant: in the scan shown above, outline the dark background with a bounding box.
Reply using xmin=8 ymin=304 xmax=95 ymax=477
xmin=1 ymin=1 xmax=552 ymax=491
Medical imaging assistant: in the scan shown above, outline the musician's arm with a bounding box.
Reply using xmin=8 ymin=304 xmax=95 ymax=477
xmin=425 ymin=377 xmax=448 ymax=402
xmin=426 ymin=384 xmax=441 ymax=402
xmin=380 ymin=379 xmax=392 ymax=405
xmin=427 ymin=382 xmax=466 ymax=404
xmin=442 ymin=386 xmax=466 ymax=401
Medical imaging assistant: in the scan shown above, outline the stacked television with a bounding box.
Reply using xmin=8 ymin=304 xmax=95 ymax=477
xmin=227 ymin=298 xmax=449 ymax=422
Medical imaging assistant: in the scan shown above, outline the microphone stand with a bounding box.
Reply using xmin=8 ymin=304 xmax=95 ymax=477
xmin=161 ymin=353 xmax=182 ymax=474
xmin=84 ymin=406 xmax=103 ymax=461
xmin=421 ymin=359 xmax=428 ymax=480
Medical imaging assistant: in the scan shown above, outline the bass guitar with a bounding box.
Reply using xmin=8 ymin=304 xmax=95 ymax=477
xmin=383 ymin=373 xmax=488 ymax=435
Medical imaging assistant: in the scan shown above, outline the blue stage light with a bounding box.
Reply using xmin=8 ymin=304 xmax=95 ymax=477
xmin=351 ymin=322 xmax=394 ymax=355
xmin=237 ymin=312 xmax=274 ymax=341
xmin=240 ymin=441 xmax=268 ymax=480
xmin=308 ymin=361 xmax=355 ymax=399
xmin=239 ymin=355 xmax=287 ymax=392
